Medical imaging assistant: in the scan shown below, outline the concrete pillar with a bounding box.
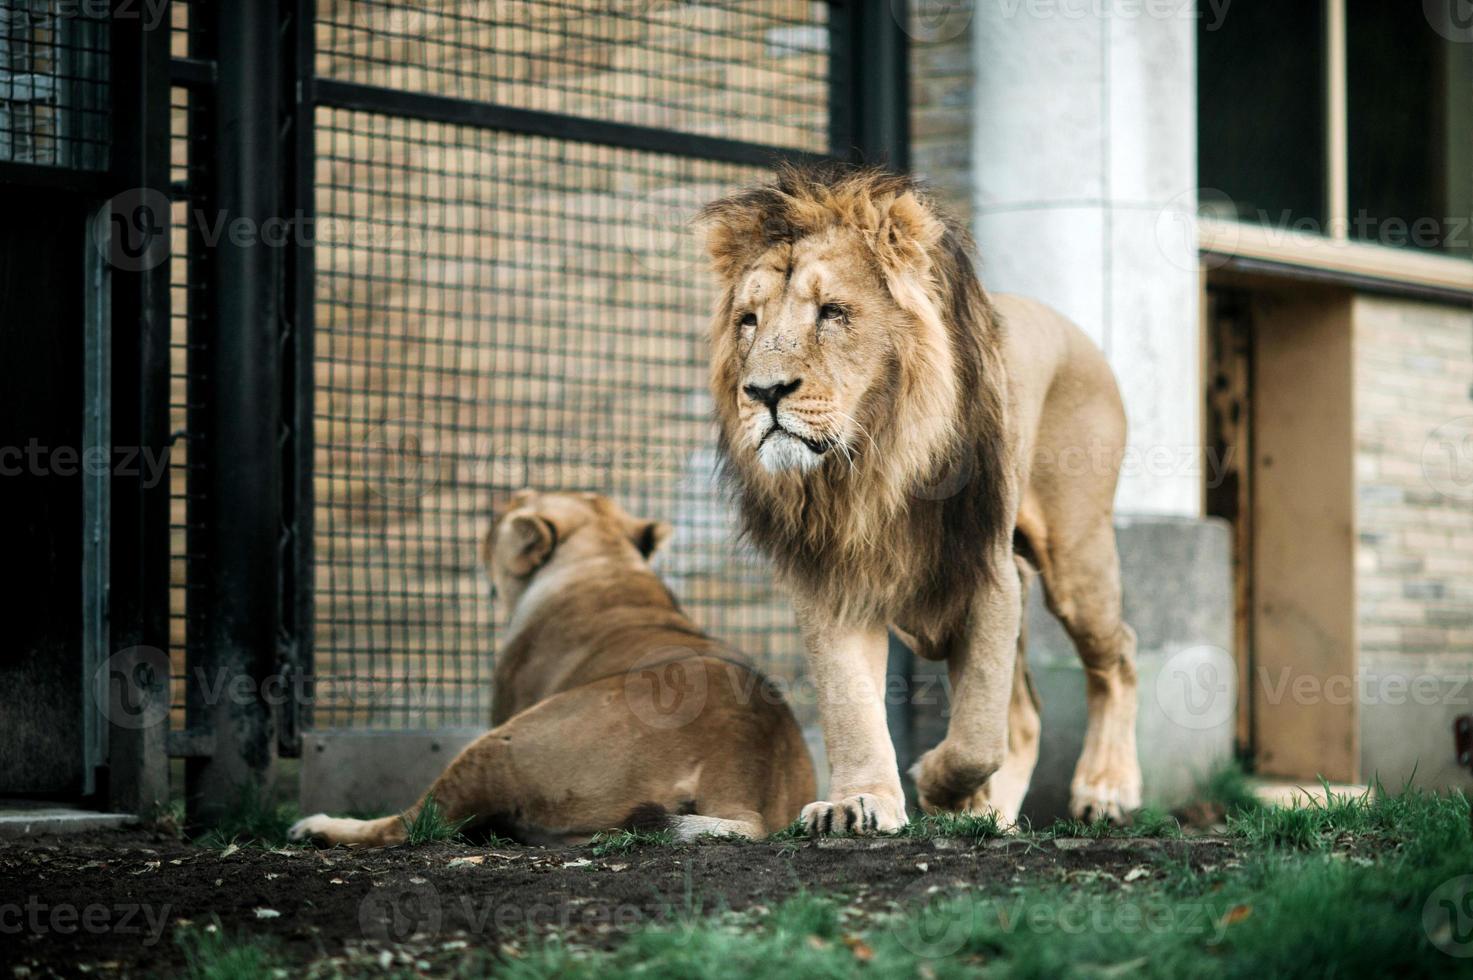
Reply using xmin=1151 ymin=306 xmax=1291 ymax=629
xmin=970 ymin=1 xmax=1200 ymax=517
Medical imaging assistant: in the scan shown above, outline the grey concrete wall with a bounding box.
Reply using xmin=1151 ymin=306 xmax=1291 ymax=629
xmin=911 ymin=516 xmax=1235 ymax=822
xmin=969 ymin=4 xmax=1201 ymax=517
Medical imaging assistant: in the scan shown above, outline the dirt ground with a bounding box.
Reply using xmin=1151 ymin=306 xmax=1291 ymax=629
xmin=0 ymin=827 xmax=1241 ymax=977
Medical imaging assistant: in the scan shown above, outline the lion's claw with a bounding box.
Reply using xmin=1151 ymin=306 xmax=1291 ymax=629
xmin=799 ymin=794 xmax=906 ymax=836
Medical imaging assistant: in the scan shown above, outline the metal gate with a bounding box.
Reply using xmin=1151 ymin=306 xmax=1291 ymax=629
xmin=13 ymin=0 xmax=908 ymax=819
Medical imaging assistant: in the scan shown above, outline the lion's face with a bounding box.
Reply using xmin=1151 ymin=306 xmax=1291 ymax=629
xmin=727 ymin=226 xmax=905 ymax=474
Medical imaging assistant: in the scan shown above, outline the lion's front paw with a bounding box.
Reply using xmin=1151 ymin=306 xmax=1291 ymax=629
xmin=911 ymin=742 xmax=1000 ymax=813
xmin=800 ymin=794 xmax=906 ymax=835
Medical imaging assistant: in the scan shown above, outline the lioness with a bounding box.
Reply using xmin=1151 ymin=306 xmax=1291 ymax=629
xmin=698 ymin=165 xmax=1141 ymax=832
xmin=289 ymin=490 xmax=815 ymax=846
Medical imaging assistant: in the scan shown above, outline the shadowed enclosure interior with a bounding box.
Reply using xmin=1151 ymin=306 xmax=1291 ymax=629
xmin=166 ymin=0 xmax=836 ymax=733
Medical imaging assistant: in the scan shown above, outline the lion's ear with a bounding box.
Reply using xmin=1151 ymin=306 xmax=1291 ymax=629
xmin=503 ymin=513 xmax=557 ymax=576
xmin=876 ymin=191 xmax=945 ymax=276
xmin=695 ymin=202 xmax=766 ymax=280
xmin=627 ymin=518 xmax=673 ymax=559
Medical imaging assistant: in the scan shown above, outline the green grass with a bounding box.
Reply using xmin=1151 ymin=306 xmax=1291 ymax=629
xmin=898 ymin=809 xmax=1009 ymax=840
xmin=192 ymin=781 xmax=301 ymax=850
xmin=1196 ymin=760 xmax=1264 ymax=819
xmin=402 ymin=796 xmax=474 ymax=845
xmin=177 ymin=923 xmax=282 ymax=980
xmin=490 ymin=787 xmax=1473 ymax=979
xmin=587 ymin=827 xmax=677 ymax=856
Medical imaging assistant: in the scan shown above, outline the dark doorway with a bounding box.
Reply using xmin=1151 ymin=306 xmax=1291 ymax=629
xmin=0 ymin=189 xmax=91 ymax=797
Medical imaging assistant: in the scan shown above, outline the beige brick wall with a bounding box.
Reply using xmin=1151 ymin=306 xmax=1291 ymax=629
xmin=907 ymin=3 xmax=973 ymax=225
xmin=1354 ymin=294 xmax=1473 ymax=661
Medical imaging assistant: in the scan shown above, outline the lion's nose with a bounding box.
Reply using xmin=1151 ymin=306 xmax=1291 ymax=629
xmin=743 ymin=378 xmax=802 ymax=408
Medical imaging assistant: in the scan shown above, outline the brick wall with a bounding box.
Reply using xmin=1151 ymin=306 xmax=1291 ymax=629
xmin=906 ymin=2 xmax=974 ymax=225
xmin=1354 ymin=293 xmax=1473 ymax=786
xmin=1354 ymin=294 xmax=1473 ymax=660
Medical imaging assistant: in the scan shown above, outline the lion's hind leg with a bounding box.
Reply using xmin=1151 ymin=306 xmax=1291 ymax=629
xmin=1031 ymin=517 xmax=1142 ymax=824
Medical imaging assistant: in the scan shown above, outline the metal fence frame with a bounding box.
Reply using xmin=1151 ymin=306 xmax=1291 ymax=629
xmin=2 ymin=0 xmax=912 ymax=819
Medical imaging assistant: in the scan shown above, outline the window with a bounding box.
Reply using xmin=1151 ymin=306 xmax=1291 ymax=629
xmin=1347 ymin=0 xmax=1473 ymax=257
xmin=1198 ymin=2 xmax=1325 ymax=231
xmin=1199 ymin=0 xmax=1473 ymax=259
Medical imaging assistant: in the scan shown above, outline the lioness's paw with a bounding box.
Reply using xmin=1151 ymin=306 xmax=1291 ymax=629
xmin=800 ymin=794 xmax=905 ymax=835
xmin=287 ymin=813 xmax=332 ymax=843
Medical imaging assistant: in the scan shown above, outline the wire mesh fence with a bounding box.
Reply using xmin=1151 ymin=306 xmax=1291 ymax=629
xmin=168 ymin=0 xmax=212 ymax=724
xmin=307 ymin=0 xmax=833 ymax=730
xmin=0 ymin=0 xmax=109 ymax=170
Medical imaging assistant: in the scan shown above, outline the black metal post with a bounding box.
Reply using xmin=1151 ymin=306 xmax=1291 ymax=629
xmin=277 ymin=0 xmax=317 ymax=755
xmin=104 ymin=4 xmax=173 ymax=817
xmin=828 ymin=0 xmax=911 ymax=170
xmin=189 ymin=0 xmax=284 ymax=824
xmin=830 ymin=0 xmax=916 ymax=778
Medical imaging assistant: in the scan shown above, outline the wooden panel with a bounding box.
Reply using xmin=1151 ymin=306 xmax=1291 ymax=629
xmin=1250 ymin=288 xmax=1358 ymax=782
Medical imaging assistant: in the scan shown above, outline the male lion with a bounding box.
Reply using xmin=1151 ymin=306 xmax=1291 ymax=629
xmin=698 ymin=165 xmax=1141 ymax=833
xmin=290 ymin=490 xmax=815 ymax=846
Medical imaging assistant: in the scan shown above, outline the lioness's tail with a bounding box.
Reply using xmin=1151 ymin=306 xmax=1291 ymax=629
xmin=288 ymin=812 xmax=408 ymax=847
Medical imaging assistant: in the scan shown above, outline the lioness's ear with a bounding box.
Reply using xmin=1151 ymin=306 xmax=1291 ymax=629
xmin=875 ymin=191 xmax=945 ymax=276
xmin=628 ymin=519 xmax=673 ymax=559
xmin=504 ymin=513 xmax=557 ymax=576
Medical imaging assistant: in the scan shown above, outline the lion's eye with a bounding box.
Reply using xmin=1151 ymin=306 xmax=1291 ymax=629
xmin=739 ymin=312 xmax=757 ymax=328
xmin=818 ymin=303 xmax=845 ymax=322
